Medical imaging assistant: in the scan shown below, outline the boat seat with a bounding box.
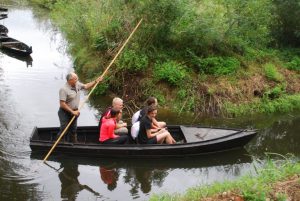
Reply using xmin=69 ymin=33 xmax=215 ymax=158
xmin=180 ymin=126 xmax=237 ymax=143
xmin=1 ymin=41 xmax=22 ymax=45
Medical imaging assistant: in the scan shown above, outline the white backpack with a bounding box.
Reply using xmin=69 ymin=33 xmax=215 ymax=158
xmin=131 ymin=121 xmax=140 ymax=140
xmin=131 ymin=110 xmax=141 ymax=125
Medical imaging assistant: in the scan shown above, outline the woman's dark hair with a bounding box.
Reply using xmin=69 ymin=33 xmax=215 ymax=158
xmin=147 ymin=105 xmax=157 ymax=114
xmin=110 ymin=109 xmax=120 ymax=118
xmin=145 ymin=97 xmax=156 ymax=106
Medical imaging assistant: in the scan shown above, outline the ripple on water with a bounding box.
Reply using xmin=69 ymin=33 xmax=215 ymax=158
xmin=0 ymin=80 xmax=37 ymax=186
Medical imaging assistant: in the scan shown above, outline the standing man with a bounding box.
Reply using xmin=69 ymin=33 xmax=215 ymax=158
xmin=58 ymin=72 xmax=103 ymax=143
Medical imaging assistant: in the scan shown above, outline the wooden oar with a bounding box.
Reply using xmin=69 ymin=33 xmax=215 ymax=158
xmin=43 ymin=18 xmax=143 ymax=163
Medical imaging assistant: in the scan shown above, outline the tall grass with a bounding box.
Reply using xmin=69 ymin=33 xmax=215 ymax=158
xmin=263 ymin=63 xmax=284 ymax=82
xmin=150 ymin=155 xmax=300 ymax=201
xmin=224 ymin=94 xmax=300 ymax=117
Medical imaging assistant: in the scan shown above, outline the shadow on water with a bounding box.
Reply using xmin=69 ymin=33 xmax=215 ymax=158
xmin=0 ymin=48 xmax=33 ymax=67
xmin=32 ymin=148 xmax=252 ymax=169
xmin=44 ymin=161 xmax=103 ymax=200
xmin=31 ymin=149 xmax=252 ymax=200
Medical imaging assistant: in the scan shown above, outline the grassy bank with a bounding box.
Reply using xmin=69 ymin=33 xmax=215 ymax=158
xmin=150 ymin=155 xmax=300 ymax=201
xmin=29 ymin=0 xmax=300 ymax=117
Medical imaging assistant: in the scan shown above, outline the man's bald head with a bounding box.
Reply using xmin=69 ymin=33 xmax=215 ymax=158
xmin=112 ymin=97 xmax=123 ymax=110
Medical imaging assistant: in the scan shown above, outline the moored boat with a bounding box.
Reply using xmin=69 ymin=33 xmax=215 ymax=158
xmin=0 ymin=7 xmax=8 ymax=12
xmin=30 ymin=125 xmax=257 ymax=158
xmin=0 ymin=24 xmax=8 ymax=36
xmin=0 ymin=36 xmax=32 ymax=56
xmin=0 ymin=13 xmax=7 ymax=20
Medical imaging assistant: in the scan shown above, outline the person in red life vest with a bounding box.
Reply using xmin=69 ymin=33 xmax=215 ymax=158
xmin=98 ymin=97 xmax=128 ymax=136
xmin=99 ymin=109 xmax=129 ymax=144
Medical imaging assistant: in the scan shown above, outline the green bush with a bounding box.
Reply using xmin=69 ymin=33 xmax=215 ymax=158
xmin=154 ymin=60 xmax=187 ymax=86
xmin=264 ymin=84 xmax=286 ymax=100
xmin=93 ymin=80 xmax=109 ymax=95
xmin=197 ymin=57 xmax=240 ymax=76
xmin=116 ymin=49 xmax=149 ymax=72
xmin=177 ymin=89 xmax=187 ymax=100
xmin=286 ymin=56 xmax=300 ymax=71
xmin=244 ymin=48 xmax=278 ymax=63
xmin=263 ymin=63 xmax=284 ymax=82
xmin=93 ymin=34 xmax=108 ymax=51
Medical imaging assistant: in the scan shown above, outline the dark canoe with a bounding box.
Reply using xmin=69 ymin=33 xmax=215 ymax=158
xmin=0 ymin=13 xmax=7 ymax=20
xmin=0 ymin=36 xmax=32 ymax=56
xmin=0 ymin=7 xmax=8 ymax=12
xmin=30 ymin=125 xmax=257 ymax=158
xmin=0 ymin=24 xmax=8 ymax=36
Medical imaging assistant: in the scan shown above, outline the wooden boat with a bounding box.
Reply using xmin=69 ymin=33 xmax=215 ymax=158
xmin=0 ymin=36 xmax=32 ymax=56
xmin=0 ymin=13 xmax=7 ymax=20
xmin=0 ymin=24 xmax=8 ymax=36
xmin=0 ymin=7 xmax=8 ymax=12
xmin=30 ymin=125 xmax=257 ymax=158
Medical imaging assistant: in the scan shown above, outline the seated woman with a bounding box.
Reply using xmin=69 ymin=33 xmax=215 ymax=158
xmin=131 ymin=96 xmax=166 ymax=131
xmin=131 ymin=97 xmax=166 ymax=140
xmin=137 ymin=105 xmax=175 ymax=144
xmin=99 ymin=109 xmax=128 ymax=144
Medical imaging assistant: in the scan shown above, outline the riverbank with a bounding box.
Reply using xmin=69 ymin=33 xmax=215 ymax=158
xmin=150 ymin=156 xmax=300 ymax=201
xmin=29 ymin=0 xmax=300 ymax=117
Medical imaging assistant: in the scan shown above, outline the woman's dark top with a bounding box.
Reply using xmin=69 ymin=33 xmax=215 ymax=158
xmin=137 ymin=107 xmax=147 ymax=122
xmin=137 ymin=115 xmax=152 ymax=144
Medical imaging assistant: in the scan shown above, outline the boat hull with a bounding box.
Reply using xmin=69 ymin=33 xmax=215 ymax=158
xmin=0 ymin=36 xmax=32 ymax=56
xmin=30 ymin=126 xmax=257 ymax=158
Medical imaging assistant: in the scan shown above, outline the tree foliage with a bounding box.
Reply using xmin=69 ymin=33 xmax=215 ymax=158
xmin=30 ymin=0 xmax=300 ymax=116
xmin=272 ymin=0 xmax=300 ymax=47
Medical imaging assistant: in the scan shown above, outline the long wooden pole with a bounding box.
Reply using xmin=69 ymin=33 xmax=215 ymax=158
xmin=43 ymin=19 xmax=143 ymax=163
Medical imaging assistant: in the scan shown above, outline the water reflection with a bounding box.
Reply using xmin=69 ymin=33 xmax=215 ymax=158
xmin=0 ymin=48 xmax=33 ymax=67
xmin=32 ymin=149 xmax=252 ymax=200
xmin=44 ymin=161 xmax=101 ymax=200
xmin=249 ymin=115 xmax=300 ymax=156
xmin=125 ymin=165 xmax=169 ymax=196
xmin=99 ymin=163 xmax=119 ymax=191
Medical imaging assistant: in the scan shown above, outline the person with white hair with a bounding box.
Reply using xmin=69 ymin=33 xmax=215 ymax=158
xmin=98 ymin=97 xmax=128 ymax=135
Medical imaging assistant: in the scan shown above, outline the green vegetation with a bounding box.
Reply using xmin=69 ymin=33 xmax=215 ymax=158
xmin=29 ymin=0 xmax=300 ymax=117
xmin=196 ymin=56 xmax=240 ymax=76
xmin=263 ymin=63 xmax=285 ymax=82
xmin=154 ymin=61 xmax=187 ymax=86
xmin=224 ymin=94 xmax=300 ymax=117
xmin=286 ymin=56 xmax=300 ymax=72
xmin=149 ymin=155 xmax=300 ymax=201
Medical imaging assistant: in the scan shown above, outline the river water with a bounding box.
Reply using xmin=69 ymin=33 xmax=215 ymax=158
xmin=0 ymin=4 xmax=299 ymax=201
